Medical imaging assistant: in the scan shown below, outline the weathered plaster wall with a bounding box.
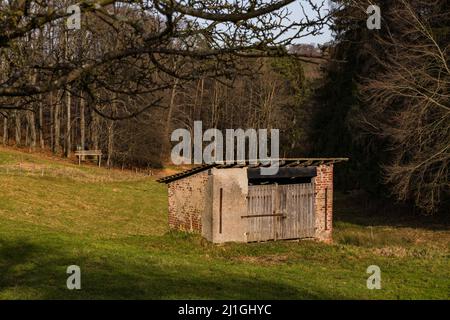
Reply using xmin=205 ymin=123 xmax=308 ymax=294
xmin=208 ymin=167 xmax=248 ymax=243
xmin=202 ymin=172 xmax=214 ymax=241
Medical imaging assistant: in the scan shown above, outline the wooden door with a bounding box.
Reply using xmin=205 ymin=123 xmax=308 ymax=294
xmin=245 ymin=183 xmax=315 ymax=242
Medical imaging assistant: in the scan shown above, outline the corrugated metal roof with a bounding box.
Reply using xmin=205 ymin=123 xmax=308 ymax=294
xmin=157 ymin=158 xmax=348 ymax=183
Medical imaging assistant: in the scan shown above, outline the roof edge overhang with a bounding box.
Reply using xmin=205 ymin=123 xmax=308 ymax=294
xmin=157 ymin=158 xmax=348 ymax=184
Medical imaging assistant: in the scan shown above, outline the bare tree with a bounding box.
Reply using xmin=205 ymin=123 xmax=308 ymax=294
xmin=0 ymin=0 xmax=330 ymax=160
xmin=355 ymin=0 xmax=449 ymax=213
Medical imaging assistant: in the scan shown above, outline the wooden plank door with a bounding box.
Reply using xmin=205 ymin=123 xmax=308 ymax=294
xmin=246 ymin=185 xmax=275 ymax=242
xmin=279 ymin=183 xmax=315 ymax=239
xmin=246 ymin=183 xmax=315 ymax=242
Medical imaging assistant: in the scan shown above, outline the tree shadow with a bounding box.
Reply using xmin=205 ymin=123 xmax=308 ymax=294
xmin=0 ymin=238 xmax=350 ymax=300
xmin=0 ymin=239 xmax=39 ymax=282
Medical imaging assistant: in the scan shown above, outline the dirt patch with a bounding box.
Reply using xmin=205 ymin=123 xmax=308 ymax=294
xmin=372 ymin=246 xmax=408 ymax=258
xmin=235 ymin=254 xmax=290 ymax=265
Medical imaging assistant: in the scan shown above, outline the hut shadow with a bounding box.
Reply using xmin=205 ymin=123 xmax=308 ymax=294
xmin=0 ymin=238 xmax=349 ymax=300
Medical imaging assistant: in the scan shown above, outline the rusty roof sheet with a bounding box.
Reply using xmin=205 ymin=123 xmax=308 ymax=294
xmin=157 ymin=158 xmax=348 ymax=183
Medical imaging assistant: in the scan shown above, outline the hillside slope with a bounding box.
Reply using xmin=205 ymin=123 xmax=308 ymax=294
xmin=0 ymin=147 xmax=448 ymax=299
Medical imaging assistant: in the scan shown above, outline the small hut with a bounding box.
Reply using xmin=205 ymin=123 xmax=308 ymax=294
xmin=158 ymin=158 xmax=348 ymax=243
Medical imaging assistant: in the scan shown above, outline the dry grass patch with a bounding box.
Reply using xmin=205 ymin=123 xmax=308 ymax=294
xmin=234 ymin=254 xmax=290 ymax=265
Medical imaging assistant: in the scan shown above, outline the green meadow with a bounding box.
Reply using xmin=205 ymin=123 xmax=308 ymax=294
xmin=0 ymin=147 xmax=448 ymax=299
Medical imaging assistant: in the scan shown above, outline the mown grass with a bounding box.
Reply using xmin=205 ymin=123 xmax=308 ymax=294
xmin=0 ymin=147 xmax=449 ymax=299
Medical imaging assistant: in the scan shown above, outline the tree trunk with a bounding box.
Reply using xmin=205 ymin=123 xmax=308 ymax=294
xmin=65 ymin=88 xmax=71 ymax=157
xmin=107 ymin=121 xmax=114 ymax=167
xmin=50 ymin=96 xmax=54 ymax=151
xmin=161 ymin=78 xmax=179 ymax=160
xmin=54 ymin=93 xmax=61 ymax=154
xmin=25 ymin=120 xmax=29 ymax=147
xmin=28 ymin=111 xmax=37 ymax=151
xmin=39 ymin=101 xmax=44 ymax=149
xmin=15 ymin=111 xmax=21 ymax=147
xmin=80 ymin=92 xmax=86 ymax=159
xmin=199 ymin=78 xmax=204 ymax=120
xmin=106 ymin=98 xmax=116 ymax=167
xmin=91 ymin=109 xmax=99 ymax=151
xmin=2 ymin=117 xmax=7 ymax=146
xmin=64 ymin=31 xmax=71 ymax=157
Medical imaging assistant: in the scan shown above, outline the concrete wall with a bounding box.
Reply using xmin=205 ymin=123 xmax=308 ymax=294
xmin=313 ymin=164 xmax=334 ymax=242
xmin=202 ymin=172 xmax=214 ymax=241
xmin=207 ymin=167 xmax=248 ymax=243
xmin=167 ymin=170 xmax=209 ymax=232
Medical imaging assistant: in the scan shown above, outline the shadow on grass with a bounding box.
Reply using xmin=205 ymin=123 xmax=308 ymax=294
xmin=334 ymin=191 xmax=450 ymax=231
xmin=0 ymin=238 xmax=348 ymax=300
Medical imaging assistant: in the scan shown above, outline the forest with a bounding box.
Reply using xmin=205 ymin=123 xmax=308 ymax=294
xmin=0 ymin=0 xmax=448 ymax=215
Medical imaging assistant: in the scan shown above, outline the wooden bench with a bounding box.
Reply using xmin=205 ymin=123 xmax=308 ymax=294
xmin=75 ymin=150 xmax=102 ymax=167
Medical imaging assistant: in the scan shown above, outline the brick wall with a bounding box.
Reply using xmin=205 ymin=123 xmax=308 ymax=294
xmin=167 ymin=170 xmax=209 ymax=233
xmin=314 ymin=164 xmax=334 ymax=242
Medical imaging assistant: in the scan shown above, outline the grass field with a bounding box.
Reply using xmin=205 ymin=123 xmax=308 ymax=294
xmin=0 ymin=147 xmax=449 ymax=299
